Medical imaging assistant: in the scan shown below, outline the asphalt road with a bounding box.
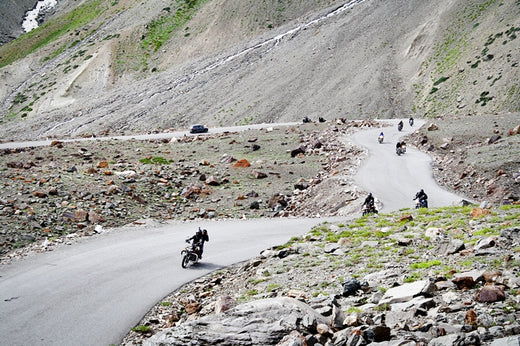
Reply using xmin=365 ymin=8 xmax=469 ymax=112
xmin=0 ymin=217 xmax=330 ymax=345
xmin=0 ymin=123 xmax=299 ymax=150
xmin=352 ymin=119 xmax=464 ymax=211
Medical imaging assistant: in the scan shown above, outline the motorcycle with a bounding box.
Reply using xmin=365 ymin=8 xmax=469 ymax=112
xmin=414 ymin=198 xmax=428 ymax=209
xmin=409 ymin=118 xmax=414 ymax=126
xmin=396 ymin=143 xmax=406 ymax=155
xmin=362 ymin=203 xmax=378 ymax=216
xmin=378 ymin=135 xmax=384 ymax=144
xmin=397 ymin=122 xmax=403 ymax=132
xmin=181 ymin=239 xmax=202 ymax=268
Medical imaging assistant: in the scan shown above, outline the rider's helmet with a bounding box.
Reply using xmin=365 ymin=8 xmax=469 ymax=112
xmin=196 ymin=229 xmax=202 ymax=236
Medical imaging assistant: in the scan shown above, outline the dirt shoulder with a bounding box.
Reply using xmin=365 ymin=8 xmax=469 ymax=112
xmin=407 ymin=113 xmax=520 ymax=205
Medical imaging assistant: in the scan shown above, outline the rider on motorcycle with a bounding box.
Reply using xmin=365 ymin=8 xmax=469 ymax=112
xmin=362 ymin=193 xmax=377 ymax=215
xmin=414 ymin=189 xmax=428 ymax=208
xmin=378 ymin=132 xmax=384 ymax=143
xmin=363 ymin=193 xmax=375 ymax=208
xmin=187 ymin=228 xmax=209 ymax=258
xmin=398 ymin=120 xmax=404 ymax=131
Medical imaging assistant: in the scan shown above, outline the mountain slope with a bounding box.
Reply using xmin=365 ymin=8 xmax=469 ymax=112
xmin=0 ymin=0 xmax=519 ymax=141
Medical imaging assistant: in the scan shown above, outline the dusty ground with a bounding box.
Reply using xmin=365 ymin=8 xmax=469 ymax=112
xmin=407 ymin=113 xmax=520 ymax=205
xmin=0 ymin=120 xmax=370 ymax=261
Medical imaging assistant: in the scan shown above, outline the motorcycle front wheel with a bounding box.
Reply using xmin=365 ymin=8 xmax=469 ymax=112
xmin=181 ymin=254 xmax=190 ymax=268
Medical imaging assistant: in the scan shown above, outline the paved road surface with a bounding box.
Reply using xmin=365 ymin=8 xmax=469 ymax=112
xmin=0 ymin=123 xmax=298 ymax=150
xmin=352 ymin=119 xmax=464 ymax=212
xmin=0 ymin=218 xmax=329 ymax=346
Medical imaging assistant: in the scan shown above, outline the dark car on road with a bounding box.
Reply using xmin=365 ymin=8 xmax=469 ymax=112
xmin=189 ymin=124 xmax=208 ymax=134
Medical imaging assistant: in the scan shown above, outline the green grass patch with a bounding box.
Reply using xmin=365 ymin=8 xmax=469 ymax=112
xmin=132 ymin=325 xmax=152 ymax=333
xmin=410 ymin=260 xmax=442 ymax=270
xmin=139 ymin=156 xmax=173 ymax=165
xmin=0 ymin=0 xmax=106 ymax=68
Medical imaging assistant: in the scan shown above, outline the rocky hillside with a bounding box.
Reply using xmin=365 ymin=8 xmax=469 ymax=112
xmin=0 ymin=0 xmax=519 ymax=141
xmin=122 ymin=204 xmax=520 ymax=345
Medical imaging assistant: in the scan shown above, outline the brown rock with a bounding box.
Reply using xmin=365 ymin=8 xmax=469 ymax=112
xmin=87 ymin=167 xmax=98 ymax=175
xmin=465 ymin=309 xmax=477 ymax=327
xmin=214 ymin=296 xmax=235 ymax=314
xmin=75 ymin=209 xmax=88 ymax=222
xmin=452 ymin=276 xmax=475 ymax=290
xmin=428 ymin=123 xmax=439 ymax=131
xmin=97 ymin=161 xmax=109 ymax=168
xmin=316 ymin=323 xmax=332 ymax=336
xmin=88 ymin=210 xmax=105 ymax=224
xmin=48 ymin=187 xmax=58 ymax=196
xmin=184 ymin=302 xmax=202 ymax=314
xmin=268 ymin=194 xmax=287 ymax=209
xmin=482 ymin=270 xmax=501 ymax=284
xmin=399 ymin=214 xmax=413 ymax=222
xmin=233 ymin=159 xmax=251 ymax=168
xmin=471 ymin=208 xmax=489 ymax=218
xmin=50 ymin=140 xmax=64 ymax=148
xmin=476 ymin=285 xmax=505 ymax=303
xmin=33 ymin=191 xmax=47 ymax=198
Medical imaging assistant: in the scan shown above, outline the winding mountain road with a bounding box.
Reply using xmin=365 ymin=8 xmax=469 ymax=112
xmin=353 ymin=119 xmax=464 ymax=211
xmin=0 ymin=119 xmax=467 ymax=346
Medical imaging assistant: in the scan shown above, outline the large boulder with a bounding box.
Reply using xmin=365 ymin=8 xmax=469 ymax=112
xmin=144 ymin=297 xmax=329 ymax=346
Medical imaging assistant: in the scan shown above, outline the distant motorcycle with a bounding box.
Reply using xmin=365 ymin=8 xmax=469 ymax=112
xmin=396 ymin=142 xmax=406 ymax=155
xmin=362 ymin=204 xmax=378 ymax=216
xmin=414 ymin=198 xmax=428 ymax=209
xmin=409 ymin=117 xmax=414 ymax=126
xmin=181 ymin=239 xmax=202 ymax=268
xmin=378 ymin=135 xmax=384 ymax=144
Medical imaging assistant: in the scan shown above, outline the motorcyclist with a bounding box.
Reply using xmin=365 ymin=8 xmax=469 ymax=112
xmin=414 ymin=189 xmax=428 ymax=208
xmin=396 ymin=141 xmax=402 ymax=150
xmin=409 ymin=117 xmax=414 ymax=126
xmin=398 ymin=120 xmax=404 ymax=131
xmin=378 ymin=132 xmax=384 ymax=143
xmin=187 ymin=228 xmax=209 ymax=258
xmin=363 ymin=193 xmax=375 ymax=208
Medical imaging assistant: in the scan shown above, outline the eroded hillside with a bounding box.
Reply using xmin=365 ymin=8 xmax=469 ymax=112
xmin=0 ymin=0 xmax=519 ymax=141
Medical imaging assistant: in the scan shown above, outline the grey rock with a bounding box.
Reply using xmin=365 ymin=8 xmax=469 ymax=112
xmin=474 ymin=236 xmax=496 ymax=250
xmin=428 ymin=333 xmax=466 ymax=346
xmin=490 ymin=336 xmax=520 ymax=346
xmin=380 ymin=280 xmax=436 ymax=304
xmin=144 ymin=297 xmax=328 ymax=346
